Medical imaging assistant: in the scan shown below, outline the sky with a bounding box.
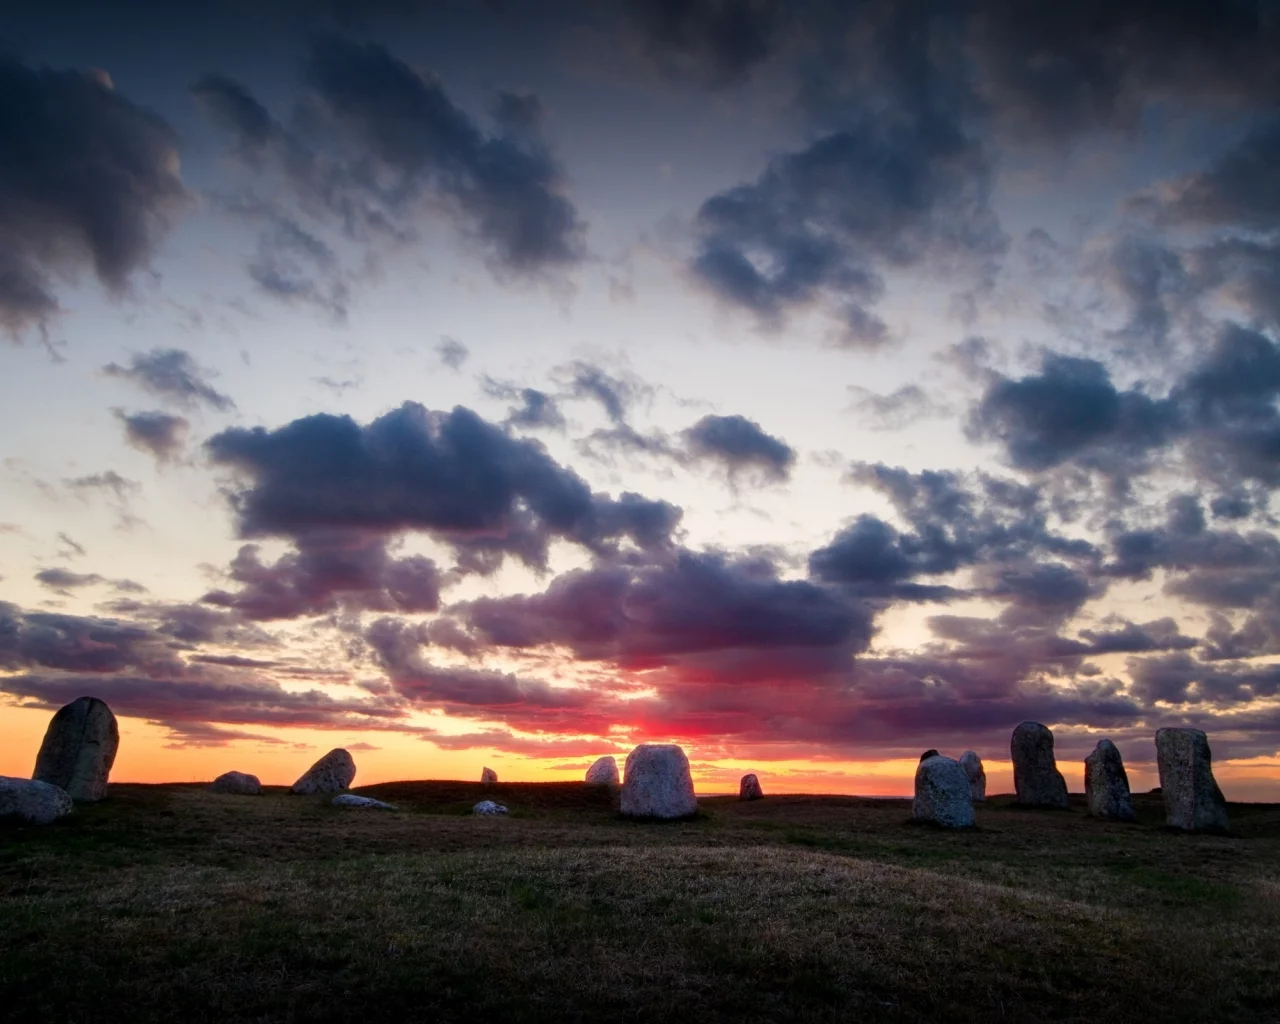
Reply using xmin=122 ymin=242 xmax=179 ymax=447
xmin=3 ymin=0 xmax=1280 ymax=798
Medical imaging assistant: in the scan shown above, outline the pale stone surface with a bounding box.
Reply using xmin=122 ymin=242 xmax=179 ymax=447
xmin=481 ymin=767 xmax=498 ymax=784
xmin=621 ymin=744 xmax=698 ymax=819
xmin=209 ymin=771 xmax=262 ymax=795
xmin=290 ymin=748 xmax=356 ymax=794
xmin=585 ymin=756 xmax=619 ymax=786
xmin=1084 ymin=740 xmax=1136 ymax=822
xmin=912 ymin=756 xmax=975 ymax=828
xmin=0 ymin=776 xmax=73 ymax=825
xmin=959 ymin=751 xmax=986 ymax=802
xmin=32 ymin=696 xmax=119 ymax=802
xmin=332 ymin=794 xmax=396 ymax=810
xmin=473 ymin=800 xmax=508 ymax=815
xmin=739 ymin=773 xmax=764 ymax=800
xmin=1011 ymin=721 xmax=1069 ymax=808
xmin=1156 ymin=728 xmax=1229 ymax=832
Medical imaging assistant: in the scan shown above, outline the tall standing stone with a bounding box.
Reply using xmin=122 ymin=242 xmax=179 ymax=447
xmin=481 ymin=767 xmax=498 ymax=784
xmin=1156 ymin=728 xmax=1228 ymax=832
xmin=585 ymin=756 xmax=619 ymax=786
xmin=621 ymin=744 xmax=697 ymax=819
xmin=290 ymin=749 xmax=356 ymax=794
xmin=1084 ymin=740 xmax=1136 ymax=822
xmin=913 ymin=755 xmax=975 ymax=828
xmin=32 ymin=696 xmax=119 ymax=802
xmin=739 ymin=773 xmax=764 ymax=800
xmin=1010 ymin=721 xmax=1069 ymax=808
xmin=958 ymin=750 xmax=986 ymax=802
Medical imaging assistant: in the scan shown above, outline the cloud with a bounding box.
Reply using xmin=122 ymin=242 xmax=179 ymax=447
xmin=625 ymin=0 xmax=784 ymax=85
xmin=34 ymin=567 xmax=105 ymax=593
xmin=680 ymin=413 xmax=795 ymax=483
xmin=436 ymin=336 xmax=469 ymax=370
xmin=114 ymin=409 xmax=190 ymax=464
xmin=190 ymin=74 xmax=277 ymax=159
xmin=483 ymin=378 xmax=566 ymax=431
xmin=64 ymin=470 xmax=140 ymax=502
xmin=104 ymin=348 xmax=235 ymax=411
xmin=848 ymin=385 xmax=946 ymax=430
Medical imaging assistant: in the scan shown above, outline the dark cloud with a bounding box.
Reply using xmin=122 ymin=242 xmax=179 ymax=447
xmin=436 ymin=336 xmax=469 ymax=370
xmin=848 ymin=384 xmax=946 ymax=430
xmin=245 ymin=211 xmax=350 ymax=321
xmin=190 ymin=74 xmax=277 ymax=159
xmin=104 ymin=348 xmax=235 ymax=411
xmin=625 ymin=0 xmax=783 ymax=84
xmin=114 ymin=409 xmax=190 ymax=463
xmin=1165 ymin=122 xmax=1280 ymax=232
xmin=560 ymin=361 xmax=652 ymax=425
xmin=64 ymin=470 xmax=140 ymax=502
xmin=0 ymin=601 xmax=180 ymax=675
xmin=34 ymin=567 xmax=104 ymax=592
xmin=483 ymin=378 xmax=566 ymax=431
xmin=680 ymin=413 xmax=795 ymax=483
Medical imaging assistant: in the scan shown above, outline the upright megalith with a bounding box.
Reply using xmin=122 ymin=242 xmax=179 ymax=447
xmin=481 ymin=767 xmax=498 ymax=784
xmin=913 ymin=755 xmax=975 ymax=828
xmin=585 ymin=756 xmax=619 ymax=786
xmin=1156 ymin=728 xmax=1228 ymax=832
xmin=1084 ymin=740 xmax=1135 ymax=822
xmin=32 ymin=696 xmax=118 ymax=801
xmin=739 ymin=773 xmax=764 ymax=800
xmin=621 ymin=744 xmax=697 ymax=819
xmin=1011 ymin=721 xmax=1069 ymax=808
xmin=0 ymin=777 xmax=73 ymax=825
xmin=209 ymin=771 xmax=261 ymax=795
xmin=958 ymin=751 xmax=986 ymax=802
xmin=290 ymin=749 xmax=356 ymax=794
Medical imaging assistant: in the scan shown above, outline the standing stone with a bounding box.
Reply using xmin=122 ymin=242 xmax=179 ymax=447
xmin=621 ymin=744 xmax=698 ymax=819
xmin=585 ymin=756 xmax=619 ymax=786
xmin=209 ymin=771 xmax=262 ymax=795
xmin=1084 ymin=740 xmax=1136 ymax=822
xmin=290 ymin=748 xmax=356 ymax=794
xmin=32 ymin=696 xmax=119 ymax=802
xmin=0 ymin=777 xmax=74 ymax=825
xmin=1156 ymin=728 xmax=1229 ymax=832
xmin=739 ymin=773 xmax=764 ymax=801
xmin=958 ymin=751 xmax=986 ymax=802
xmin=1011 ymin=721 xmax=1070 ymax=808
xmin=481 ymin=767 xmax=498 ymax=784
xmin=913 ymin=755 xmax=975 ymax=828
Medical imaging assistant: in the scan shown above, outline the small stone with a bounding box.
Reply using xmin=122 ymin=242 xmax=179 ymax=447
xmin=0 ymin=777 xmax=73 ymax=825
xmin=958 ymin=751 xmax=986 ymax=802
xmin=1084 ymin=740 xmax=1136 ymax=822
xmin=32 ymin=696 xmax=119 ymax=802
xmin=739 ymin=773 xmax=764 ymax=800
xmin=1156 ymin=728 xmax=1228 ymax=832
xmin=919 ymin=749 xmax=940 ymax=762
xmin=912 ymin=755 xmax=975 ymax=828
xmin=473 ymin=800 xmax=508 ymax=815
xmin=481 ymin=767 xmax=498 ymax=784
xmin=1010 ymin=721 xmax=1070 ymax=809
xmin=621 ymin=743 xmax=698 ymax=819
xmin=332 ymin=794 xmax=396 ymax=810
xmin=585 ymin=756 xmax=619 ymax=786
xmin=209 ymin=771 xmax=262 ymax=795
xmin=290 ymin=748 xmax=356 ymax=794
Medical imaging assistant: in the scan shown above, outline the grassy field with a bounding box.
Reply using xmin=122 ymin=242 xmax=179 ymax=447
xmin=2 ymin=781 xmax=1278 ymax=1023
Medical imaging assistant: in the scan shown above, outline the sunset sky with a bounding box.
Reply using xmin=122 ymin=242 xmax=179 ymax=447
xmin=3 ymin=0 xmax=1280 ymax=798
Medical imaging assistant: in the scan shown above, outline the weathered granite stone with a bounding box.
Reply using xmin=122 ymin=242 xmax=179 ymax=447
xmin=919 ymin=749 xmax=940 ymax=762
xmin=332 ymin=794 xmax=396 ymax=810
xmin=621 ymin=743 xmax=698 ymax=819
xmin=1084 ymin=740 xmax=1136 ymax=822
xmin=585 ymin=756 xmax=619 ymax=786
xmin=290 ymin=748 xmax=356 ymax=794
xmin=481 ymin=767 xmax=498 ymax=784
xmin=1011 ymin=721 xmax=1069 ymax=808
xmin=0 ymin=776 xmax=73 ymax=825
xmin=1156 ymin=728 xmax=1228 ymax=832
xmin=32 ymin=696 xmax=118 ymax=802
xmin=739 ymin=773 xmax=764 ymax=800
xmin=912 ymin=755 xmax=975 ymax=828
xmin=958 ymin=750 xmax=986 ymax=802
xmin=473 ymin=800 xmax=508 ymax=815
xmin=209 ymin=771 xmax=262 ymax=795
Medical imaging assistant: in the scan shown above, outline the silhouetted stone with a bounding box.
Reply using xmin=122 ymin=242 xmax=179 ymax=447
xmin=209 ymin=771 xmax=261 ymax=795
xmin=1010 ymin=721 xmax=1069 ymax=808
xmin=621 ymin=744 xmax=697 ymax=819
xmin=290 ymin=749 xmax=356 ymax=794
xmin=913 ymin=755 xmax=974 ymax=828
xmin=1156 ymin=728 xmax=1228 ymax=832
xmin=32 ymin=696 xmax=118 ymax=802
xmin=739 ymin=773 xmax=764 ymax=800
xmin=958 ymin=750 xmax=986 ymax=802
xmin=585 ymin=756 xmax=619 ymax=786
xmin=332 ymin=794 xmax=396 ymax=810
xmin=1084 ymin=740 xmax=1136 ymax=822
xmin=919 ymin=749 xmax=940 ymax=762
xmin=0 ymin=777 xmax=73 ymax=824
xmin=481 ymin=767 xmax=498 ymax=784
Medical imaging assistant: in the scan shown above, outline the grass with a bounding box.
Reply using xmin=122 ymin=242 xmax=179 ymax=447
xmin=2 ymin=783 xmax=1279 ymax=1022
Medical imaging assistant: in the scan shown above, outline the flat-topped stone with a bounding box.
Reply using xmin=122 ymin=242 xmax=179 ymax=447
xmin=585 ymin=756 xmax=619 ymax=786
xmin=0 ymin=776 xmax=73 ymax=825
xmin=290 ymin=749 xmax=356 ymax=794
xmin=1085 ymin=740 xmax=1135 ymax=822
xmin=209 ymin=771 xmax=261 ymax=795
xmin=621 ymin=743 xmax=697 ymax=819
xmin=1156 ymin=728 xmax=1228 ymax=832
xmin=958 ymin=751 xmax=986 ymax=802
xmin=913 ymin=755 xmax=975 ymax=828
xmin=739 ymin=773 xmax=764 ymax=800
xmin=32 ymin=696 xmax=118 ymax=802
xmin=332 ymin=794 xmax=396 ymax=810
xmin=1011 ymin=721 xmax=1069 ymax=808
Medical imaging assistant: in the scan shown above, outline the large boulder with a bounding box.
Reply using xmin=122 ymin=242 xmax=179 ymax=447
xmin=1011 ymin=721 xmax=1069 ymax=808
xmin=473 ymin=800 xmax=509 ymax=815
xmin=621 ymin=744 xmax=697 ymax=819
xmin=958 ymin=750 xmax=986 ymax=802
xmin=481 ymin=767 xmax=498 ymax=784
xmin=209 ymin=771 xmax=261 ymax=795
xmin=585 ymin=756 xmax=619 ymax=786
xmin=32 ymin=696 xmax=118 ymax=802
xmin=739 ymin=773 xmax=764 ymax=801
xmin=332 ymin=794 xmax=396 ymax=810
xmin=1084 ymin=740 xmax=1136 ymax=822
xmin=290 ymin=749 xmax=356 ymax=794
xmin=913 ymin=755 xmax=975 ymax=828
xmin=0 ymin=777 xmax=73 ymax=825
xmin=1156 ymin=728 xmax=1228 ymax=832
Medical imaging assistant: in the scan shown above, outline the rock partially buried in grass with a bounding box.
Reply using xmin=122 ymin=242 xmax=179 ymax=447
xmin=209 ymin=771 xmax=262 ymax=795
xmin=739 ymin=773 xmax=764 ymax=800
xmin=585 ymin=756 xmax=619 ymax=786
xmin=1084 ymin=740 xmax=1135 ymax=822
xmin=473 ymin=800 xmax=508 ymax=815
xmin=290 ymin=748 xmax=356 ymax=795
xmin=1156 ymin=728 xmax=1228 ymax=833
xmin=481 ymin=766 xmax=498 ymax=784
xmin=32 ymin=696 xmax=118 ymax=802
xmin=621 ymin=743 xmax=697 ymax=819
xmin=0 ymin=776 xmax=73 ymax=825
xmin=913 ymin=755 xmax=974 ymax=828
xmin=1011 ymin=721 xmax=1069 ymax=809
xmin=332 ymin=794 xmax=397 ymax=810
xmin=958 ymin=750 xmax=986 ymax=802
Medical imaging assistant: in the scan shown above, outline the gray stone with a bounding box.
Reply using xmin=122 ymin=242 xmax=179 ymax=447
xmin=1156 ymin=728 xmax=1229 ymax=832
xmin=919 ymin=748 xmax=940 ymax=762
xmin=912 ymin=755 xmax=975 ymax=828
xmin=0 ymin=776 xmax=73 ymax=825
xmin=473 ymin=800 xmax=508 ymax=815
xmin=332 ymin=794 xmax=396 ymax=810
xmin=1011 ymin=721 xmax=1069 ymax=808
xmin=481 ymin=766 xmax=498 ymax=784
xmin=1084 ymin=740 xmax=1136 ymax=822
xmin=739 ymin=773 xmax=764 ymax=800
xmin=32 ymin=696 xmax=118 ymax=802
xmin=585 ymin=756 xmax=619 ymax=786
xmin=209 ymin=771 xmax=261 ymax=795
xmin=621 ymin=743 xmax=698 ymax=819
xmin=290 ymin=748 xmax=356 ymax=794
xmin=958 ymin=750 xmax=986 ymax=802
